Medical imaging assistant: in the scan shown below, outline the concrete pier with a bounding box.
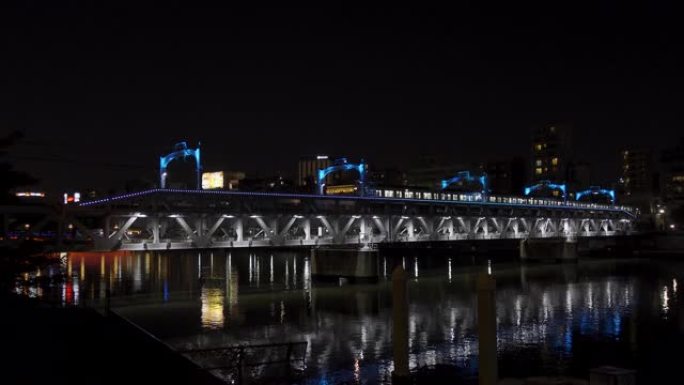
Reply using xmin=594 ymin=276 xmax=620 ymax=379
xmin=520 ymin=238 xmax=578 ymax=262
xmin=310 ymin=248 xmax=379 ymax=282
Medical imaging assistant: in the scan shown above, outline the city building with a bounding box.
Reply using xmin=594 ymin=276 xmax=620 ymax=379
xmin=661 ymin=140 xmax=684 ymax=201
xmin=567 ymin=161 xmax=593 ymax=194
xmin=240 ymin=175 xmax=293 ymax=192
xmin=406 ymin=156 xmax=474 ymax=190
xmin=619 ymin=149 xmax=656 ymax=198
xmin=616 ymin=148 xmax=660 ymax=229
xmin=660 ymin=139 xmax=684 ymax=229
xmin=368 ymin=167 xmax=408 ymax=189
xmin=297 ymin=155 xmax=331 ymax=191
xmin=531 ymin=123 xmax=573 ymax=184
xmin=224 ymin=171 xmax=246 ymax=190
xmin=482 ymin=157 xmax=526 ymax=196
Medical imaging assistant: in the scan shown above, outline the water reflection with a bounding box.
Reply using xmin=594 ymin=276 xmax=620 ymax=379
xmin=13 ymin=253 xmax=684 ymax=384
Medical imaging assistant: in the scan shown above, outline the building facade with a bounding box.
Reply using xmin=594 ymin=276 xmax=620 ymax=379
xmin=297 ymin=155 xmax=331 ymax=190
xmin=531 ymin=123 xmax=573 ymax=184
xmin=620 ymin=149 xmax=655 ymax=198
xmin=482 ymin=157 xmax=526 ymax=196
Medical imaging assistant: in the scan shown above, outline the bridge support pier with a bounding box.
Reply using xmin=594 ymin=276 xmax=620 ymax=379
xmin=520 ymin=238 xmax=578 ymax=262
xmin=311 ymin=247 xmax=379 ymax=282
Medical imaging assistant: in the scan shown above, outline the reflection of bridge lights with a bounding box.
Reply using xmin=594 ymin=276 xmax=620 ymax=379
xmin=662 ymin=286 xmax=670 ymax=315
xmin=448 ymin=258 xmax=452 ymax=282
xmin=413 ymin=257 xmax=419 ymax=278
xmin=200 ymin=287 xmax=225 ymax=330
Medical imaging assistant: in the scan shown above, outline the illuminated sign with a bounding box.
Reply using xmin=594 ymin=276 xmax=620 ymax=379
xmin=316 ymin=155 xmax=329 ymax=160
xmin=325 ymin=184 xmax=358 ymax=195
xmin=202 ymin=171 xmax=225 ymax=190
xmin=15 ymin=192 xmax=46 ymax=198
xmin=63 ymin=192 xmax=81 ymax=204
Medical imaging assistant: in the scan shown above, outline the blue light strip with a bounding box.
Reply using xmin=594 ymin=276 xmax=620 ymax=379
xmin=576 ymin=186 xmax=616 ymax=204
xmin=440 ymin=171 xmax=488 ymax=194
xmin=317 ymin=160 xmax=366 ymax=195
xmin=524 ymin=180 xmax=567 ymax=199
xmin=77 ymin=188 xmax=635 ymax=217
xmin=159 ymin=141 xmax=201 ymax=189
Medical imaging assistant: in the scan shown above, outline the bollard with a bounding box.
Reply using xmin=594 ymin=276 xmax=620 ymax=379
xmin=392 ymin=266 xmax=410 ymax=383
xmin=477 ymin=273 xmax=497 ymax=385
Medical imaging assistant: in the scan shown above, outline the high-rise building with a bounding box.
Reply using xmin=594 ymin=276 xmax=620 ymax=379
xmin=297 ymin=155 xmax=331 ymax=190
xmin=567 ymin=161 xmax=593 ymax=191
xmin=619 ymin=149 xmax=655 ymax=198
xmin=483 ymin=157 xmax=526 ymax=195
xmin=661 ymin=140 xmax=684 ymax=202
xmin=531 ymin=123 xmax=573 ymax=184
xmin=617 ymin=148 xmax=660 ymax=228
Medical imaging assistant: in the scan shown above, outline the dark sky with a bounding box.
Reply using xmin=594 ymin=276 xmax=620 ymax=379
xmin=2 ymin=2 xmax=683 ymax=193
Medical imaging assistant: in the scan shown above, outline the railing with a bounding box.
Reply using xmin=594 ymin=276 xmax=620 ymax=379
xmin=179 ymin=341 xmax=308 ymax=384
xmin=368 ymin=187 xmax=634 ymax=213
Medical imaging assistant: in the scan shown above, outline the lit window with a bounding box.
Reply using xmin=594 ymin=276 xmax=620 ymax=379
xmin=535 ymin=159 xmax=542 ymax=166
xmin=551 ymin=157 xmax=559 ymax=166
xmin=535 ymin=144 xmax=543 ymax=151
xmin=535 ymin=167 xmax=542 ymax=175
xmin=549 ymin=126 xmax=556 ymax=132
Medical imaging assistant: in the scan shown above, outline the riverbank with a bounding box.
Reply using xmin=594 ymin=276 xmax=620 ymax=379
xmin=0 ymin=293 xmax=222 ymax=385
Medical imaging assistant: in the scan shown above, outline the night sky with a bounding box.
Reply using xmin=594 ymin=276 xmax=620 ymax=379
xmin=2 ymin=3 xmax=683 ymax=194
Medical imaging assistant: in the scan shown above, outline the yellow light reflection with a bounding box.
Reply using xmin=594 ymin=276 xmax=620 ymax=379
xmin=201 ymin=287 xmax=225 ymax=329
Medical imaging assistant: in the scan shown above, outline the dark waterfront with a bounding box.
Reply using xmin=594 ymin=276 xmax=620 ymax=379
xmin=13 ymin=251 xmax=684 ymax=384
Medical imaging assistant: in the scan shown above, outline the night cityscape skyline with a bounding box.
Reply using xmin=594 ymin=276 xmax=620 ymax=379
xmin=4 ymin=3 xmax=684 ymax=195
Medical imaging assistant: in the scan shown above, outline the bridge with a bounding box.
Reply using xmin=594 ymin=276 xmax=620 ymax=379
xmin=45 ymin=187 xmax=636 ymax=252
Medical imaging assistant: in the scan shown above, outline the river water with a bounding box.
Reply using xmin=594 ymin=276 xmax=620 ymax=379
xmin=14 ymin=250 xmax=684 ymax=384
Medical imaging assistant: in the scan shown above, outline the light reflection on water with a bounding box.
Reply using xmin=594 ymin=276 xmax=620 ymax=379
xmin=13 ymin=251 xmax=684 ymax=384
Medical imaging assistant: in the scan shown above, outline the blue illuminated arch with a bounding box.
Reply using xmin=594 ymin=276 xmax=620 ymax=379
xmin=317 ymin=158 xmax=366 ymax=195
xmin=575 ymin=186 xmax=616 ymax=204
xmin=159 ymin=141 xmax=202 ymax=189
xmin=524 ymin=180 xmax=567 ymax=200
xmin=441 ymin=171 xmax=488 ymax=195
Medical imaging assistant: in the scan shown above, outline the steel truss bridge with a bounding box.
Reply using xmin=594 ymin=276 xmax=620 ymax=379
xmin=30 ymin=188 xmax=637 ymax=252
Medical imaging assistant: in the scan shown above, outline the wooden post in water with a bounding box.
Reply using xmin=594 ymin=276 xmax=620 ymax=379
xmin=392 ymin=266 xmax=409 ymax=383
xmin=477 ymin=273 xmax=497 ymax=385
